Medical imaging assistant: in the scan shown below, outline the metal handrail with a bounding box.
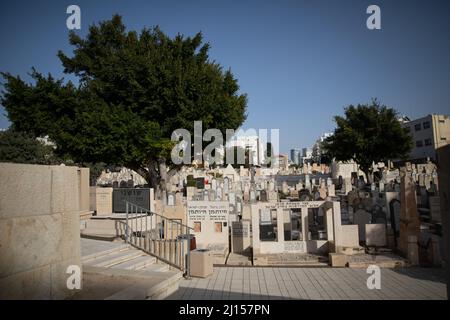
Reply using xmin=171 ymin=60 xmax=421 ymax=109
xmin=124 ymin=200 xmax=193 ymax=278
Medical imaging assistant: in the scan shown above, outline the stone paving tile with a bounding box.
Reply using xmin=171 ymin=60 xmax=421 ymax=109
xmin=168 ymin=267 xmax=446 ymax=300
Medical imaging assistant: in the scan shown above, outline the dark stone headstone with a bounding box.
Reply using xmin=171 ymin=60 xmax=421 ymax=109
xmin=113 ymin=188 xmax=150 ymax=212
xmin=298 ymin=189 xmax=312 ymax=201
xmin=260 ymin=190 xmax=268 ymax=202
xmin=119 ymin=180 xmax=127 ymax=188
xmin=196 ymin=177 xmax=205 ymax=189
xmin=351 ymin=172 xmax=358 ymax=186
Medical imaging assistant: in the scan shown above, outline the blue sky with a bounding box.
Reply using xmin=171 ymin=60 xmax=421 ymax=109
xmin=1 ymin=0 xmax=449 ymax=153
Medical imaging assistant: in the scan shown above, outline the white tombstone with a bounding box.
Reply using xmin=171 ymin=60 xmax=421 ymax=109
xmin=229 ymin=192 xmax=236 ymax=205
xmin=250 ymin=190 xmax=256 ymax=202
xmin=327 ymin=184 xmax=335 ymax=197
xmin=224 ymin=177 xmax=230 ymax=194
xmin=167 ymin=193 xmax=175 ymax=206
xmin=282 ymin=181 xmax=288 ymax=194
xmin=216 ymin=187 xmax=223 ymax=200
xmin=305 ymin=175 xmax=311 ymax=190
xmin=327 ymin=177 xmax=333 ymax=187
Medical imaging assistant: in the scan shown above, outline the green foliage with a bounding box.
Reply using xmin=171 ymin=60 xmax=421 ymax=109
xmin=186 ymin=175 xmax=196 ymax=187
xmin=0 ymin=129 xmax=61 ymax=164
xmin=322 ymin=99 xmax=412 ymax=176
xmin=1 ymin=15 xmax=247 ymax=186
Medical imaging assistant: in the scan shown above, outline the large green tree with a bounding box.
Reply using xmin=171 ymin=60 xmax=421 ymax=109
xmin=1 ymin=15 xmax=247 ymax=190
xmin=322 ymin=100 xmax=412 ymax=183
xmin=0 ymin=129 xmax=59 ymax=165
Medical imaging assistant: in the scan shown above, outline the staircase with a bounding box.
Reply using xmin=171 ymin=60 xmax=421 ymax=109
xmin=73 ymin=238 xmax=183 ymax=300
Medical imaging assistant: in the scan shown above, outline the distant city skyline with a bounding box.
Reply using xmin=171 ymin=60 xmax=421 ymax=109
xmin=1 ymin=0 xmax=450 ymax=153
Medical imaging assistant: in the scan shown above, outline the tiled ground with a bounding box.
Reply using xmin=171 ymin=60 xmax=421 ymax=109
xmin=167 ymin=267 xmax=447 ymax=300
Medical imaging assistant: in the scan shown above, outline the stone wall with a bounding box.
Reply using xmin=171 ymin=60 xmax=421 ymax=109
xmin=437 ymin=144 xmax=450 ymax=299
xmin=0 ymin=163 xmax=84 ymax=299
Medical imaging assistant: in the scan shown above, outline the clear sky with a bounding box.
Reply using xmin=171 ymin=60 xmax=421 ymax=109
xmin=1 ymin=0 xmax=449 ymax=153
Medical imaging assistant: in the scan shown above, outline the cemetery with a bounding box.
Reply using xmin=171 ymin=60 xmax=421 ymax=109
xmin=0 ymin=7 xmax=449 ymax=302
xmin=1 ymin=148 xmax=448 ymax=299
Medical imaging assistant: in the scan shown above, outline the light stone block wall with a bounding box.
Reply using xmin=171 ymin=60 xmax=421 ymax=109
xmin=78 ymin=168 xmax=90 ymax=213
xmin=0 ymin=163 xmax=83 ymax=299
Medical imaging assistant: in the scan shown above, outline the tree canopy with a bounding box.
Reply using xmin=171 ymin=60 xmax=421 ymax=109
xmin=322 ymin=100 xmax=412 ymax=182
xmin=1 ymin=15 xmax=247 ymax=190
xmin=0 ymin=129 xmax=60 ymax=165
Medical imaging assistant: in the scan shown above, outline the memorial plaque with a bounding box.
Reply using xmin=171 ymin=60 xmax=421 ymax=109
xmin=113 ymin=188 xmax=150 ymax=212
xmin=196 ymin=177 xmax=205 ymax=189
xmin=284 ymin=241 xmax=306 ymax=252
xmin=232 ymin=221 xmax=249 ymax=237
xmin=260 ymin=208 xmax=272 ymax=225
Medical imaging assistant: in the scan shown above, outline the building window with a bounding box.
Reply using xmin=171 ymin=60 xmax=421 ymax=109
xmin=414 ymin=123 xmax=421 ymax=131
xmin=416 ymin=140 xmax=423 ymax=147
xmin=423 ymin=121 xmax=430 ymax=129
xmin=194 ymin=222 xmax=201 ymax=233
xmin=214 ymin=222 xmax=223 ymax=233
xmin=425 ymin=138 xmax=432 ymax=146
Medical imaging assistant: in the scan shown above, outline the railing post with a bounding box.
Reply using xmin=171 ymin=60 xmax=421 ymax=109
xmin=186 ymin=225 xmax=191 ymax=279
xmin=125 ymin=201 xmax=129 ymax=243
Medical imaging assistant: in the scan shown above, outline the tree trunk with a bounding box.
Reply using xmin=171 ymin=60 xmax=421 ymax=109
xmin=131 ymin=162 xmax=159 ymax=190
xmin=158 ymin=159 xmax=167 ymax=194
xmin=362 ymin=167 xmax=373 ymax=185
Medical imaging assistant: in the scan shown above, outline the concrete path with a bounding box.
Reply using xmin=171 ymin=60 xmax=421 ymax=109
xmin=167 ymin=267 xmax=447 ymax=300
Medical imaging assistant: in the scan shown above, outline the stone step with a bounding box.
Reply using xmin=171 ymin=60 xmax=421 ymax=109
xmin=140 ymin=263 xmax=170 ymax=272
xmin=81 ymin=233 xmax=122 ymax=242
xmin=82 ymin=244 xmax=130 ymax=262
xmin=85 ymin=249 xmax=145 ymax=268
xmin=81 ymin=228 xmax=122 ymax=236
xmin=104 ymin=269 xmax=183 ymax=300
xmin=73 ymin=266 xmax=182 ymax=300
xmin=111 ymin=255 xmax=157 ymax=270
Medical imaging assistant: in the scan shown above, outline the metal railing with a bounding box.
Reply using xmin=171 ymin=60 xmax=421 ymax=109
xmin=123 ymin=201 xmax=193 ymax=278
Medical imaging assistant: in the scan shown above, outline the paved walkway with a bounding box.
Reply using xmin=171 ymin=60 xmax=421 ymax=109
xmin=167 ymin=267 xmax=447 ymax=300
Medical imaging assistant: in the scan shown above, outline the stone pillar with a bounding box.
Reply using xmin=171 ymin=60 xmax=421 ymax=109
xmin=325 ymin=207 xmax=334 ymax=242
xmin=301 ymin=207 xmax=308 ymax=241
xmin=78 ymin=168 xmax=90 ymax=214
xmin=437 ymin=144 xmax=450 ymax=299
xmin=407 ymin=235 xmax=419 ymax=266
xmin=276 ymin=208 xmax=284 ymax=243
xmin=332 ymin=201 xmax=342 ymax=248
xmin=398 ymin=169 xmax=420 ymax=258
xmin=251 ymin=205 xmax=261 ymax=255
